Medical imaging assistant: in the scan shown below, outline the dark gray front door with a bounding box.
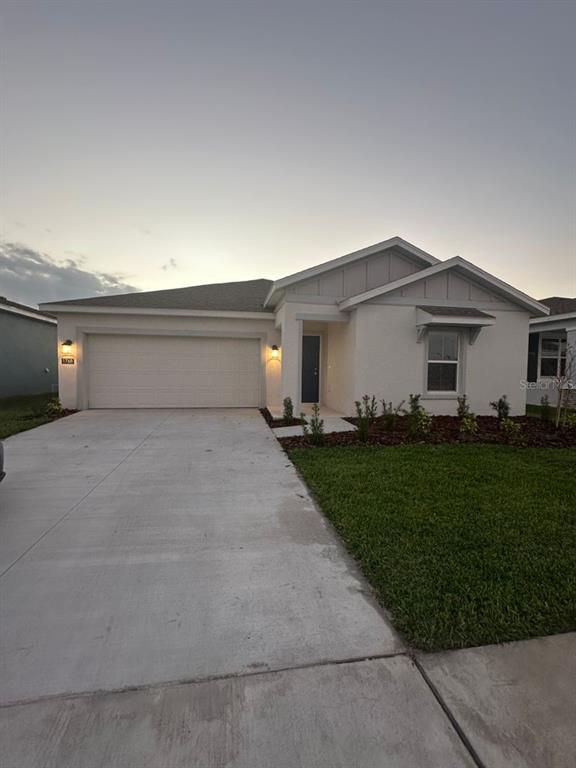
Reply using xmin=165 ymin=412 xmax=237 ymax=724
xmin=302 ymin=335 xmax=320 ymax=403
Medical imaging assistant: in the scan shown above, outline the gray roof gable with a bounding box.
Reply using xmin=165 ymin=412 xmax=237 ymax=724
xmin=48 ymin=279 xmax=274 ymax=313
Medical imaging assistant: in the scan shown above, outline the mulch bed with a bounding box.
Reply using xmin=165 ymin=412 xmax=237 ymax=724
xmin=260 ymin=407 xmax=303 ymax=428
xmin=278 ymin=414 xmax=576 ymax=450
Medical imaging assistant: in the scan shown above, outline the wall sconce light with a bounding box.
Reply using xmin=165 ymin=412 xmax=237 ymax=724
xmin=271 ymin=344 xmax=280 ymax=360
xmin=61 ymin=339 xmax=74 ymax=355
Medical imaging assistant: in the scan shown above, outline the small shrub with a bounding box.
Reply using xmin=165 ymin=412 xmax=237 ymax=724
xmin=456 ymin=394 xmax=470 ymax=418
xmin=407 ymin=393 xmax=423 ymax=416
xmin=354 ymin=395 xmax=378 ymax=442
xmin=459 ymin=412 xmax=478 ymax=437
xmin=282 ymin=396 xmax=294 ymax=421
xmin=45 ymin=397 xmax=64 ymax=417
xmin=540 ymin=395 xmax=553 ymax=423
xmin=380 ymin=399 xmax=405 ymax=431
xmin=405 ymin=394 xmax=430 ymax=438
xmin=489 ymin=395 xmax=510 ymax=421
xmin=500 ymin=418 xmax=522 ymax=444
xmin=562 ymin=411 xmax=576 ymax=429
xmin=301 ymin=403 xmax=325 ymax=445
xmin=408 ymin=408 xmax=432 ymax=439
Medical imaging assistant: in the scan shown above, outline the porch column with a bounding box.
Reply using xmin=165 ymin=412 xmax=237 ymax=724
xmin=281 ymin=318 xmax=303 ymax=415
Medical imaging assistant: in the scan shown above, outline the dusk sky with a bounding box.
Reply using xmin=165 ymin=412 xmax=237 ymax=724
xmin=1 ymin=0 xmax=574 ymax=306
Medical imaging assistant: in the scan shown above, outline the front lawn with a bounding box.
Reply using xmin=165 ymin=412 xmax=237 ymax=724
xmin=0 ymin=393 xmax=56 ymax=439
xmin=290 ymin=445 xmax=576 ymax=651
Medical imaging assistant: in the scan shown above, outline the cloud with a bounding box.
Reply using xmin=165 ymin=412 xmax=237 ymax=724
xmin=0 ymin=241 xmax=139 ymax=307
xmin=161 ymin=257 xmax=178 ymax=271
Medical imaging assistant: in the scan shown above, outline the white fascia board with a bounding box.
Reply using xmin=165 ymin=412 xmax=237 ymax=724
xmin=0 ymin=304 xmax=57 ymax=324
xmin=263 ymin=236 xmax=441 ymax=308
xmin=339 ymin=256 xmax=550 ymax=317
xmin=530 ymin=311 xmax=576 ymax=327
xmin=39 ymin=305 xmax=276 ymax=320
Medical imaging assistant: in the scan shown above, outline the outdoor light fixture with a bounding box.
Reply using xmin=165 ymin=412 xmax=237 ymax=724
xmin=61 ymin=339 xmax=73 ymax=355
xmin=271 ymin=344 xmax=280 ymax=359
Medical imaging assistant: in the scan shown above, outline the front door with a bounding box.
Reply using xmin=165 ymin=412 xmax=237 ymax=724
xmin=301 ymin=335 xmax=320 ymax=403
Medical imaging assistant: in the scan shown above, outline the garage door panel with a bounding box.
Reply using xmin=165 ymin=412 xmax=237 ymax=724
xmin=87 ymin=335 xmax=262 ymax=408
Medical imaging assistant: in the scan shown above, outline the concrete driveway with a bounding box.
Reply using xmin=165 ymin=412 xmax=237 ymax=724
xmin=0 ymin=410 xmax=573 ymax=767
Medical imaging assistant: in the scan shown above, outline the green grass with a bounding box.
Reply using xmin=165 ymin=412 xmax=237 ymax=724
xmin=0 ymin=393 xmax=55 ymax=439
xmin=290 ymin=445 xmax=576 ymax=651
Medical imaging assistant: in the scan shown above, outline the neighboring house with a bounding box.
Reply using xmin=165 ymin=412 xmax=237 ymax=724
xmin=526 ymin=297 xmax=576 ymax=407
xmin=0 ymin=296 xmax=58 ymax=398
xmin=40 ymin=237 xmax=548 ymax=415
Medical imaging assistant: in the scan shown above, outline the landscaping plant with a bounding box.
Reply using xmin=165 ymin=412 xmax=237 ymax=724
xmin=459 ymin=412 xmax=478 ymax=438
xmin=354 ymin=395 xmax=378 ymax=442
xmin=408 ymin=408 xmax=432 ymax=438
xmin=406 ymin=394 xmax=431 ymax=438
xmin=301 ymin=403 xmax=325 ymax=445
xmin=540 ymin=394 xmax=553 ymax=423
xmin=407 ymin=393 xmax=423 ymax=415
xmin=489 ymin=394 xmax=510 ymax=421
xmin=456 ymin=394 xmax=470 ymax=418
xmin=44 ymin=397 xmax=64 ymax=417
xmin=380 ymin=399 xmax=405 ymax=431
xmin=282 ymin=396 xmax=294 ymax=422
xmin=500 ymin=417 xmax=523 ymax=444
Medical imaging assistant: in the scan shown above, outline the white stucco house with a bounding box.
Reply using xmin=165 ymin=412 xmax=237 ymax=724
xmin=526 ymin=297 xmax=576 ymax=407
xmin=40 ymin=237 xmax=549 ymax=416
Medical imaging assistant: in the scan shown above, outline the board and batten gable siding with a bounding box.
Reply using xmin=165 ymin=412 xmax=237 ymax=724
xmin=0 ymin=310 xmax=58 ymax=397
xmin=368 ymin=269 xmax=516 ymax=309
xmin=289 ymin=247 xmax=423 ymax=299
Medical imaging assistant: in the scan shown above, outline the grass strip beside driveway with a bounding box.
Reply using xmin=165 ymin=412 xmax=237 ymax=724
xmin=0 ymin=393 xmax=55 ymax=439
xmin=290 ymin=445 xmax=576 ymax=651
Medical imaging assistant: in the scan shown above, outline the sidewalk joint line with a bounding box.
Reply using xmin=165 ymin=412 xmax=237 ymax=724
xmin=0 ymin=650 xmax=407 ymax=709
xmin=412 ymin=656 xmax=487 ymax=768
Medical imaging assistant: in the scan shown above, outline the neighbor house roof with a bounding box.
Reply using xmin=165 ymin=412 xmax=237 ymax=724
xmin=0 ymin=296 xmax=56 ymax=323
xmin=338 ymin=257 xmax=550 ymax=317
xmin=540 ymin=297 xmax=576 ymax=315
xmin=40 ymin=279 xmax=274 ymax=313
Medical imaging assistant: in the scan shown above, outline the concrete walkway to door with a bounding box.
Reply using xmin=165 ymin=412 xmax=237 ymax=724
xmin=3 ymin=409 xmax=571 ymax=767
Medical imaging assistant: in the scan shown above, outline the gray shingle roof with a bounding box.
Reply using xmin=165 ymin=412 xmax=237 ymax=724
xmin=0 ymin=295 xmax=55 ymax=320
xmin=419 ymin=306 xmax=495 ymax=318
xmin=49 ymin=279 xmax=274 ymax=313
xmin=539 ymin=297 xmax=576 ymax=315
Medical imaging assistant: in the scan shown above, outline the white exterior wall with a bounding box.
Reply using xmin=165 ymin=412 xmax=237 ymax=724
xmin=55 ymin=311 xmax=281 ymax=411
xmin=464 ymin=310 xmax=530 ymax=415
xmin=325 ymin=318 xmax=355 ymax=413
xmin=348 ymin=305 xmax=530 ymax=416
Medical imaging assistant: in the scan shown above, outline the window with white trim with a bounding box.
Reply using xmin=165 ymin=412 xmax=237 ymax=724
xmin=427 ymin=330 xmax=459 ymax=392
xmin=539 ymin=333 xmax=567 ymax=377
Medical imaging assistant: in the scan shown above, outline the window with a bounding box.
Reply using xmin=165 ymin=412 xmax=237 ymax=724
xmin=539 ymin=333 xmax=567 ymax=377
xmin=427 ymin=330 xmax=459 ymax=392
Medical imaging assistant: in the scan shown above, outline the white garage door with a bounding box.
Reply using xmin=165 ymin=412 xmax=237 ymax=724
xmin=87 ymin=335 xmax=262 ymax=408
